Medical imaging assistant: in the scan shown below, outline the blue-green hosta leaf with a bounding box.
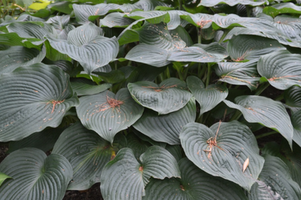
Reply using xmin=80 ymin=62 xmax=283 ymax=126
xmin=71 ymin=80 xmax=111 ymax=96
xmin=46 ymin=15 xmax=70 ymax=31
xmin=227 ymin=35 xmax=285 ymax=61
xmin=263 ymin=2 xmax=301 ymax=17
xmin=0 ymin=64 xmax=79 ymax=142
xmin=284 ymin=86 xmax=301 ymax=108
xmin=187 ymin=76 xmax=228 ymax=114
xmin=77 ymin=89 xmax=144 ymax=143
xmin=167 ymin=10 xmax=189 ymax=30
xmin=7 ymin=22 xmax=53 ymax=43
xmin=224 ymin=95 xmax=293 ymax=147
xmin=125 ymin=22 xmax=186 ymax=67
xmin=73 ymin=4 xmax=124 ymax=23
xmin=215 ymin=60 xmax=260 ymax=90
xmin=272 ymin=15 xmax=301 ymax=41
xmin=180 ymin=121 xmax=264 ymax=190
xmin=0 ymin=45 xmax=46 ymax=74
xmin=249 ymin=155 xmax=301 ymax=200
xmin=8 ymin=127 xmax=63 ymax=153
xmin=257 ymin=50 xmax=301 ymax=90
xmin=52 ymin=123 xmax=115 ymax=190
xmin=180 ymin=13 xmax=213 ymax=28
xmin=100 ymin=12 xmax=135 ymax=28
xmin=199 ymin=0 xmax=267 ymax=7
xmin=133 ymin=98 xmax=196 ymax=145
xmin=100 ymin=147 xmax=180 ymax=200
xmin=134 ymin=0 xmax=170 ymax=11
xmin=47 ymin=22 xmax=119 ymax=74
xmin=126 ymin=11 xmax=170 ymax=24
xmin=0 ymin=172 xmax=11 ymax=187
xmin=143 ymin=158 xmax=248 ymax=200
xmin=0 ymin=148 xmax=73 ymax=200
xmin=128 ymin=78 xmax=192 ymax=114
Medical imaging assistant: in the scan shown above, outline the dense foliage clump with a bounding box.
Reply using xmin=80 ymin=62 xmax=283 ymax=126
xmin=1 ymin=0 xmax=301 ymax=199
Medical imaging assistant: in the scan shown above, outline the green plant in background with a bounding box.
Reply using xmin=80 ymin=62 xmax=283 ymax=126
xmin=1 ymin=0 xmax=301 ymax=199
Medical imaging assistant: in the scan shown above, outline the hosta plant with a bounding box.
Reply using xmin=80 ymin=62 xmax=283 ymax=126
xmin=1 ymin=0 xmax=301 ymax=199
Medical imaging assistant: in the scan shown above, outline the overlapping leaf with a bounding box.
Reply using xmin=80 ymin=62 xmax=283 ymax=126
xmin=0 ymin=148 xmax=73 ymax=200
xmin=0 ymin=172 xmax=11 ymax=187
xmin=71 ymin=79 xmax=111 ymax=96
xmin=76 ymin=88 xmax=144 ymax=143
xmin=133 ymin=98 xmax=196 ymax=145
xmin=215 ymin=60 xmax=260 ymax=90
xmin=52 ymin=123 xmax=115 ymax=190
xmin=47 ymin=22 xmax=119 ymax=73
xmin=143 ymin=158 xmax=248 ymax=200
xmin=199 ymin=0 xmax=267 ymax=7
xmin=285 ymin=86 xmax=301 ymax=108
xmin=224 ymin=95 xmax=294 ymax=147
xmin=128 ymin=78 xmax=192 ymax=114
xmin=257 ymin=50 xmax=301 ymax=90
xmin=125 ymin=22 xmax=186 ymax=67
xmin=291 ymin=110 xmax=301 ymax=148
xmin=100 ymin=146 xmax=180 ymax=200
xmin=180 ymin=121 xmax=264 ymax=190
xmin=187 ymin=76 xmax=228 ymax=114
xmin=263 ymin=2 xmax=301 ymax=17
xmin=227 ymin=35 xmax=285 ymax=61
xmin=249 ymin=155 xmax=301 ymax=200
xmin=0 ymin=45 xmax=46 ymax=74
xmin=0 ymin=63 xmax=79 ymax=142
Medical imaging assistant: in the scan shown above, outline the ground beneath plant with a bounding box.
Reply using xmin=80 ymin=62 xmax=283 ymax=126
xmin=0 ymin=144 xmax=103 ymax=200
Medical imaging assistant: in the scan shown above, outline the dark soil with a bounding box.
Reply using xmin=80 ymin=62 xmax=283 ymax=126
xmin=0 ymin=143 xmax=103 ymax=200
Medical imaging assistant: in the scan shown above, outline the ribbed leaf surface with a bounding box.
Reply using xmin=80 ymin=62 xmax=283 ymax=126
xmin=0 ymin=45 xmax=45 ymax=74
xmin=128 ymin=78 xmax=192 ymax=114
xmin=291 ymin=110 xmax=301 ymax=148
xmin=215 ymin=60 xmax=260 ymax=90
xmin=187 ymin=76 xmax=228 ymax=114
xmin=224 ymin=95 xmax=293 ymax=147
xmin=71 ymin=80 xmax=111 ymax=96
xmin=0 ymin=148 xmax=72 ymax=200
xmin=0 ymin=64 xmax=79 ymax=142
xmin=143 ymin=158 xmax=248 ymax=200
xmin=285 ymin=86 xmax=301 ymax=108
xmin=76 ymin=89 xmax=144 ymax=143
xmin=199 ymin=0 xmax=266 ymax=7
xmin=227 ymin=35 xmax=284 ymax=61
xmin=100 ymin=13 xmax=135 ymax=28
xmin=257 ymin=50 xmax=301 ymax=90
xmin=100 ymin=147 xmax=180 ymax=200
xmin=133 ymin=98 xmax=196 ymax=145
xmin=180 ymin=121 xmax=264 ymax=190
xmin=52 ymin=123 xmax=114 ymax=190
xmin=249 ymin=155 xmax=301 ymax=200
xmin=47 ymin=23 xmax=119 ymax=73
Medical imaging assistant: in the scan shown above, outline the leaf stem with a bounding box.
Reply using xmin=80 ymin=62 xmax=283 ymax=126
xmin=197 ymin=27 xmax=202 ymax=44
xmin=206 ymin=64 xmax=211 ymax=87
xmin=256 ymin=131 xmax=278 ymax=139
xmin=230 ymin=110 xmax=242 ymax=121
xmin=178 ymin=0 xmax=182 ymax=10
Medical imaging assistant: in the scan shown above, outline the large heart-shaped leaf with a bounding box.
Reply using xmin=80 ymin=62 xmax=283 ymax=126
xmin=143 ymin=158 xmax=248 ymax=200
xmin=125 ymin=22 xmax=186 ymax=67
xmin=215 ymin=60 xmax=260 ymax=90
xmin=128 ymin=78 xmax=192 ymax=114
xmin=100 ymin=12 xmax=135 ymax=28
xmin=224 ymin=95 xmax=293 ymax=147
xmin=47 ymin=22 xmax=119 ymax=73
xmin=227 ymin=35 xmax=285 ymax=61
xmin=100 ymin=146 xmax=180 ymax=200
xmin=0 ymin=148 xmax=73 ymax=200
xmin=180 ymin=121 xmax=264 ymax=190
xmin=168 ymin=43 xmax=227 ymax=63
xmin=257 ymin=50 xmax=301 ymax=90
xmin=0 ymin=45 xmax=45 ymax=74
xmin=52 ymin=123 xmax=115 ymax=190
xmin=249 ymin=155 xmax=301 ymax=200
xmin=76 ymin=88 xmax=144 ymax=143
xmin=0 ymin=63 xmax=79 ymax=142
xmin=133 ymin=98 xmax=196 ymax=145
xmin=187 ymin=76 xmax=228 ymax=114
xmin=263 ymin=2 xmax=301 ymax=17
